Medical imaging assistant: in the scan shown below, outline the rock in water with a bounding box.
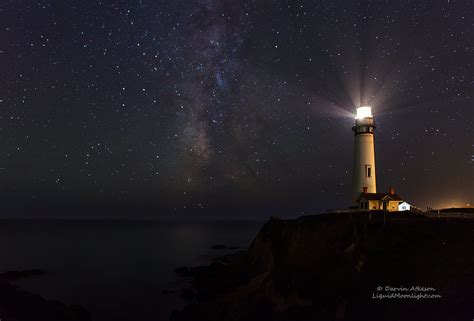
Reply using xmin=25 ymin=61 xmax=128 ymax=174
xmin=0 ymin=269 xmax=43 ymax=280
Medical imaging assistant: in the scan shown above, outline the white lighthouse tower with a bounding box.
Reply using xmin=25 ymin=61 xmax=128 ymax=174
xmin=352 ymin=106 xmax=377 ymax=204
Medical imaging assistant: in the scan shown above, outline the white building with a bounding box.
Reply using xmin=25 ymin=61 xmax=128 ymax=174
xmin=398 ymin=202 xmax=411 ymax=211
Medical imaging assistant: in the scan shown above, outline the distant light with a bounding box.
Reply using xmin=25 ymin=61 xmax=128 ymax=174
xmin=356 ymin=106 xmax=373 ymax=119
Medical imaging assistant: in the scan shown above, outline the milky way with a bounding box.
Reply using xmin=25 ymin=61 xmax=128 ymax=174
xmin=1 ymin=0 xmax=473 ymax=217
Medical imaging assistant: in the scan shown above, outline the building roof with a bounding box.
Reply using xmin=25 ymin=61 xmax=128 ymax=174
xmin=357 ymin=192 xmax=403 ymax=201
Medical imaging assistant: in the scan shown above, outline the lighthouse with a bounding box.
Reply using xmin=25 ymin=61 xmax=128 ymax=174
xmin=351 ymin=106 xmax=377 ymax=204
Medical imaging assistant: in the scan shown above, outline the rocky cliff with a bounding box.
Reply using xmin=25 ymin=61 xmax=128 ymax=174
xmin=171 ymin=212 xmax=474 ymax=321
xmin=0 ymin=270 xmax=91 ymax=321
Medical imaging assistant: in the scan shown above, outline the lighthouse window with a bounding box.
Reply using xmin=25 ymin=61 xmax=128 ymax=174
xmin=365 ymin=165 xmax=372 ymax=178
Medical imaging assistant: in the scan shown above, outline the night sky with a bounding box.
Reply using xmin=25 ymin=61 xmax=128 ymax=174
xmin=1 ymin=0 xmax=473 ymax=218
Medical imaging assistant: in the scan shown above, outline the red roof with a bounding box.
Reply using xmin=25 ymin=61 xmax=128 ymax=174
xmin=357 ymin=192 xmax=403 ymax=201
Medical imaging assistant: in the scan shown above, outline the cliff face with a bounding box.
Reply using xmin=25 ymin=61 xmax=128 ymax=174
xmin=171 ymin=212 xmax=474 ymax=321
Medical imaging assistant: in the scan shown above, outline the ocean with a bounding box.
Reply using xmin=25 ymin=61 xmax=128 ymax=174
xmin=0 ymin=219 xmax=264 ymax=321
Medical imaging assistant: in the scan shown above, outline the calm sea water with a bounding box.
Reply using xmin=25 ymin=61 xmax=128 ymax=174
xmin=0 ymin=219 xmax=264 ymax=321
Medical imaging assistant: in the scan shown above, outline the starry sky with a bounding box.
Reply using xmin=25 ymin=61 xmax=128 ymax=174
xmin=1 ymin=0 xmax=473 ymax=218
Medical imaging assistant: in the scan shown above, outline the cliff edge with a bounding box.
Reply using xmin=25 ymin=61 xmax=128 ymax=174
xmin=171 ymin=211 xmax=474 ymax=321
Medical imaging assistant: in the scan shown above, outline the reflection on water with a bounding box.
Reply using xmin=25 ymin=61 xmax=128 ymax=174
xmin=0 ymin=220 xmax=263 ymax=321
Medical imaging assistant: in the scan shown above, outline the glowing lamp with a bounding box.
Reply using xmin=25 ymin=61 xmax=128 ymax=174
xmin=355 ymin=106 xmax=373 ymax=119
